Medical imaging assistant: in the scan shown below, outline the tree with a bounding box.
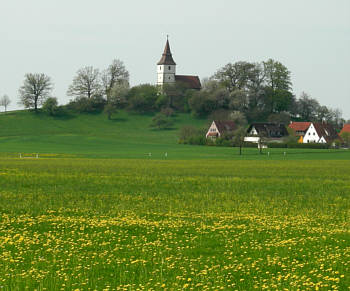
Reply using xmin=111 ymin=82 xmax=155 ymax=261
xmin=19 ymin=73 xmax=53 ymax=111
xmin=188 ymin=91 xmax=217 ymax=117
xmin=340 ymin=132 xmax=350 ymax=147
xmin=233 ymin=127 xmax=247 ymax=155
xmin=103 ymin=80 xmax=130 ymax=120
xmin=213 ymin=61 xmax=256 ymax=92
xmin=0 ymin=95 xmax=11 ymax=112
xmin=127 ymin=84 xmax=158 ymax=113
xmin=101 ymin=59 xmax=129 ymax=100
xmin=42 ymin=97 xmax=58 ymax=116
xmin=109 ymin=80 xmax=129 ymax=107
xmin=297 ymin=92 xmax=320 ymax=120
xmin=103 ymin=102 xmax=117 ymax=120
xmin=150 ymin=113 xmax=173 ymax=129
xmin=268 ymin=112 xmax=291 ymax=125
xmin=284 ymin=127 xmax=298 ymax=143
xmin=67 ymin=66 xmax=102 ymax=99
xmin=229 ymin=111 xmax=247 ymax=126
xmin=263 ymin=59 xmax=292 ymax=91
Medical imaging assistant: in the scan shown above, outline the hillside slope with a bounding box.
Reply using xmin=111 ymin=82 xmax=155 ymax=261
xmin=0 ymin=110 xmax=349 ymax=160
xmin=0 ymin=110 xmax=210 ymax=158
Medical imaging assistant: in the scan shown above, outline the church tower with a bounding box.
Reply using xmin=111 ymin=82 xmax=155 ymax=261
xmin=157 ymin=37 xmax=176 ymax=86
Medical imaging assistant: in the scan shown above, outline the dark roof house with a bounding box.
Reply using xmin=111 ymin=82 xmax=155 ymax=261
xmin=313 ymin=122 xmax=340 ymax=143
xmin=206 ymin=120 xmax=236 ymax=138
xmin=247 ymin=123 xmax=288 ymax=138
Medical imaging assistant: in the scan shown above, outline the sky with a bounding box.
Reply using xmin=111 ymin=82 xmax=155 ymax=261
xmin=0 ymin=0 xmax=349 ymax=118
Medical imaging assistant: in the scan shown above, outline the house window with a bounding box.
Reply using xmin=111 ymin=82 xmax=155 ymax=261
xmin=169 ymin=77 xmax=171 ymax=80
xmin=313 ymin=132 xmax=315 ymax=135
xmin=168 ymin=66 xmax=171 ymax=70
xmin=159 ymin=66 xmax=161 ymax=70
xmin=308 ymin=132 xmax=311 ymax=135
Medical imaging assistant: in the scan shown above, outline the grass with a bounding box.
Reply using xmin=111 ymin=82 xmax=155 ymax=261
xmin=0 ymin=110 xmax=349 ymax=289
xmin=0 ymin=158 xmax=349 ymax=290
xmin=0 ymin=110 xmax=349 ymax=160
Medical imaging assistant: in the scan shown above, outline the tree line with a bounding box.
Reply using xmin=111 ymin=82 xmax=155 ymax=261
xmin=3 ymin=58 xmax=348 ymax=130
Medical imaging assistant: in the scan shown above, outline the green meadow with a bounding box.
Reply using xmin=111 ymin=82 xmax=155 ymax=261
xmin=0 ymin=159 xmax=349 ymax=290
xmin=0 ymin=111 xmax=349 ymax=290
xmin=0 ymin=110 xmax=349 ymax=160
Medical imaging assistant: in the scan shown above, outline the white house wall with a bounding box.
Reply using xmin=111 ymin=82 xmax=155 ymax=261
xmin=303 ymin=123 xmax=320 ymax=143
xmin=244 ymin=136 xmax=260 ymax=143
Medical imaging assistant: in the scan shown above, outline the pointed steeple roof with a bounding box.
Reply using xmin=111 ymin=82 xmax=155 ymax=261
xmin=157 ymin=38 xmax=176 ymax=65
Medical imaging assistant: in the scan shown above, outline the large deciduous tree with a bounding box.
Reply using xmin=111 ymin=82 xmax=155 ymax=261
xmin=19 ymin=73 xmax=53 ymax=111
xmin=263 ymin=59 xmax=292 ymax=91
xmin=67 ymin=66 xmax=102 ymax=99
xmin=297 ymin=92 xmax=320 ymax=121
xmin=101 ymin=59 xmax=129 ymax=100
xmin=0 ymin=94 xmax=11 ymax=112
xmin=213 ymin=61 xmax=256 ymax=92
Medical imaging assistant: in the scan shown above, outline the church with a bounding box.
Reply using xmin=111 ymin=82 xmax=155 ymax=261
xmin=157 ymin=38 xmax=201 ymax=90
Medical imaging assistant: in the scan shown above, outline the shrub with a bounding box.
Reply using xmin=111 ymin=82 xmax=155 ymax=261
xmin=67 ymin=96 xmax=106 ymax=113
xmin=150 ymin=113 xmax=173 ymax=129
xmin=42 ymin=97 xmax=59 ymax=116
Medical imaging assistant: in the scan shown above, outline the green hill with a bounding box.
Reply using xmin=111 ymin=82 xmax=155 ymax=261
xmin=0 ymin=110 xmax=210 ymax=158
xmin=0 ymin=110 xmax=349 ymax=160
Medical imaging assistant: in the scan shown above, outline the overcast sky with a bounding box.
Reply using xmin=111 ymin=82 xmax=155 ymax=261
xmin=1 ymin=0 xmax=349 ymax=118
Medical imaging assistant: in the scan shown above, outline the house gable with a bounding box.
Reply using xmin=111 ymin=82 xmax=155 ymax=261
xmin=303 ymin=123 xmax=320 ymax=143
xmin=206 ymin=120 xmax=236 ymax=139
xmin=206 ymin=121 xmax=220 ymax=138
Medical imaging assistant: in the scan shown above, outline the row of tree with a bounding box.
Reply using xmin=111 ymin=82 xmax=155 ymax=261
xmin=190 ymin=59 xmax=344 ymax=129
xmin=4 ymin=58 xmax=348 ymax=130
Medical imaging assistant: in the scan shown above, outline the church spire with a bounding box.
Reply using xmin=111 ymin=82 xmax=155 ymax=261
xmin=157 ymin=37 xmax=176 ymax=65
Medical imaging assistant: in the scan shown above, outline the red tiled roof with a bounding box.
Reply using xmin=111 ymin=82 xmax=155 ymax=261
xmin=214 ymin=120 xmax=236 ymax=133
xmin=288 ymin=122 xmax=311 ymax=132
xmin=157 ymin=39 xmax=176 ymax=65
xmin=175 ymin=75 xmax=201 ymax=90
xmin=313 ymin=122 xmax=339 ymax=143
xmin=340 ymin=124 xmax=350 ymax=134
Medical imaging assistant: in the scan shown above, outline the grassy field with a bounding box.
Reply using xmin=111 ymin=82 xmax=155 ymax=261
xmin=0 ymin=158 xmax=349 ymax=290
xmin=0 ymin=110 xmax=349 ymax=160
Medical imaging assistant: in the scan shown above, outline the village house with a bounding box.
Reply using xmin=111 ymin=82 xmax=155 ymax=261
xmin=157 ymin=37 xmax=201 ymax=90
xmin=206 ymin=120 xmax=236 ymax=139
xmin=244 ymin=123 xmax=288 ymax=143
xmin=340 ymin=124 xmax=350 ymax=135
xmin=288 ymin=121 xmax=311 ymax=143
xmin=303 ymin=122 xmax=339 ymax=144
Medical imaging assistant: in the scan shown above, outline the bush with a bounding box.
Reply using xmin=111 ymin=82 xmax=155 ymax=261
xmin=127 ymin=84 xmax=158 ymax=113
xmin=67 ymin=96 xmax=106 ymax=113
xmin=42 ymin=97 xmax=59 ymax=116
xmin=150 ymin=113 xmax=173 ymax=129
xmin=161 ymin=107 xmax=175 ymax=117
